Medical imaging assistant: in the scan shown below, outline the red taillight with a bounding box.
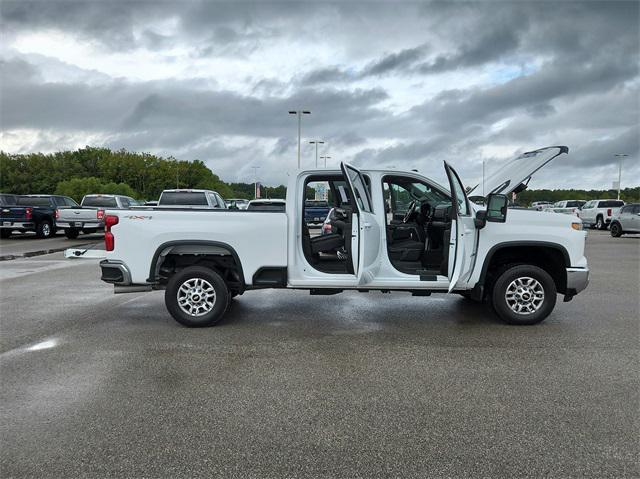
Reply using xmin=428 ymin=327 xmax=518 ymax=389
xmin=97 ymin=209 xmax=105 ymax=220
xmin=55 ymin=209 xmax=60 ymax=220
xmin=25 ymin=207 xmax=32 ymax=220
xmin=607 ymin=208 xmax=612 ymax=216
xmin=104 ymin=215 xmax=119 ymax=251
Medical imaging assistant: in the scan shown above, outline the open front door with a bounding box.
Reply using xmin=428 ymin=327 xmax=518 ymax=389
xmin=341 ymin=162 xmax=381 ymax=284
xmin=444 ymin=162 xmax=476 ymax=292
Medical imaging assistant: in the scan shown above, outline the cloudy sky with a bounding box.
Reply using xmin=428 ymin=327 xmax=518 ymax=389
xmin=1 ymin=0 xmax=638 ymax=189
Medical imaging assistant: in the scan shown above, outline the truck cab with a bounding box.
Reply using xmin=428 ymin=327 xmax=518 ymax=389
xmin=99 ymin=146 xmax=589 ymax=328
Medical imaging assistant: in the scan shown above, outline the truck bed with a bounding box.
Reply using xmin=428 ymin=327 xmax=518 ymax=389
xmin=104 ymin=208 xmax=288 ymax=285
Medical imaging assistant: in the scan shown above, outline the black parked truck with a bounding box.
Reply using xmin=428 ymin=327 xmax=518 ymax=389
xmin=0 ymin=194 xmax=78 ymax=239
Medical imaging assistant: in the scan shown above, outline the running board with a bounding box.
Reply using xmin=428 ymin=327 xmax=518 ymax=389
xmin=114 ymin=285 xmax=153 ymax=294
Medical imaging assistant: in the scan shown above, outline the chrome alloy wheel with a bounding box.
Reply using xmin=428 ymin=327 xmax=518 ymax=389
xmin=504 ymin=276 xmax=545 ymax=315
xmin=177 ymin=277 xmax=217 ymax=317
xmin=42 ymin=223 xmax=51 ymax=236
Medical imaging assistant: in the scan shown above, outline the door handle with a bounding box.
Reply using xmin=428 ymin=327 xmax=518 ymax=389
xmin=363 ymin=223 xmax=372 ymax=229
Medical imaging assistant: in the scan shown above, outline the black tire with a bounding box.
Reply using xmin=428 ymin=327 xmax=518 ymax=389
xmin=610 ymin=222 xmax=622 ymax=237
xmin=0 ymin=229 xmax=11 ymax=239
xmin=491 ymin=265 xmax=557 ymax=325
xmin=165 ymin=266 xmax=229 ymax=327
xmin=595 ymin=215 xmax=606 ymax=230
xmin=35 ymin=220 xmax=53 ymax=238
xmin=64 ymin=228 xmax=80 ymax=239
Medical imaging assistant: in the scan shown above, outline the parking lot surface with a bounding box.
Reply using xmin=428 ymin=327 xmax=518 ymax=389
xmin=0 ymin=231 xmax=103 ymax=259
xmin=1 ymin=231 xmax=638 ymax=478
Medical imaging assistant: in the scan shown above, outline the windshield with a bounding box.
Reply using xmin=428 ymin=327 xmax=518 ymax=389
xmin=159 ymin=192 xmax=208 ymax=206
xmin=0 ymin=195 xmax=16 ymax=206
xmin=17 ymin=196 xmax=51 ymax=206
xmin=83 ymin=196 xmax=118 ymax=207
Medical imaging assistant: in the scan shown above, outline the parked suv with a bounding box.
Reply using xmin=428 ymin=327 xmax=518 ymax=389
xmin=610 ymin=203 xmax=640 ymax=237
xmin=0 ymin=195 xmax=77 ymax=238
xmin=578 ymin=199 xmax=625 ymax=229
xmin=56 ymin=194 xmax=138 ymax=239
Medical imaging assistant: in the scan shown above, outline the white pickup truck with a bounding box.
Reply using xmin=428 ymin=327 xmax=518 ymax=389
xmin=99 ymin=146 xmax=589 ymax=327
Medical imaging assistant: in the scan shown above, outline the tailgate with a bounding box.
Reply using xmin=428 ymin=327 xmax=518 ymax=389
xmin=0 ymin=207 xmax=28 ymax=221
xmin=59 ymin=207 xmax=101 ymax=221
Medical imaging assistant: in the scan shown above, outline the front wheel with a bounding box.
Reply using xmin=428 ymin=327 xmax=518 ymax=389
xmin=610 ymin=222 xmax=622 ymax=237
xmin=165 ymin=266 xmax=229 ymax=327
xmin=65 ymin=228 xmax=80 ymax=239
xmin=491 ymin=265 xmax=557 ymax=325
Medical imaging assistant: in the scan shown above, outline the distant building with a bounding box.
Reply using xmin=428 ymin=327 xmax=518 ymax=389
xmin=314 ymin=182 xmax=328 ymax=201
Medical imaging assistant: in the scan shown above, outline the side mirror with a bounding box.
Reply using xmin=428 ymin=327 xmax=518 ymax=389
xmin=486 ymin=193 xmax=508 ymax=223
xmin=474 ymin=210 xmax=487 ymax=229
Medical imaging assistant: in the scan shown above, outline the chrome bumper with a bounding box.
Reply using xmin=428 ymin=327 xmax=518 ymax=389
xmin=566 ymin=267 xmax=589 ymax=295
xmin=56 ymin=222 xmax=103 ymax=229
xmin=99 ymin=260 xmax=132 ymax=285
xmin=0 ymin=222 xmax=34 ymax=229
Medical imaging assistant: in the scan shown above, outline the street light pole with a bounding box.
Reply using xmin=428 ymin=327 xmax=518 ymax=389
xmin=251 ymin=166 xmax=260 ymax=199
xmin=288 ymin=110 xmax=311 ymax=169
xmin=309 ymin=140 xmax=325 ymax=168
xmin=614 ymin=154 xmax=628 ymax=200
xmin=320 ymin=156 xmax=331 ymax=168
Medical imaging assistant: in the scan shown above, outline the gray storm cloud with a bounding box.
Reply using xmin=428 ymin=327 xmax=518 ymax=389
xmin=0 ymin=0 xmax=638 ymax=188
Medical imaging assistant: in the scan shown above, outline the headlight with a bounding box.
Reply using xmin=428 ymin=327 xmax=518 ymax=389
xmin=571 ymin=222 xmax=583 ymax=231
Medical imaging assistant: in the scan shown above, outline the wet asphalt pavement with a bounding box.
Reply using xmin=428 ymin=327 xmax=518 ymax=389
xmin=0 ymin=231 xmax=638 ymax=478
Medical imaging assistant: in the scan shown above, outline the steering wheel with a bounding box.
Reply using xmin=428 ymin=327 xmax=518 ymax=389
xmin=402 ymin=200 xmax=418 ymax=223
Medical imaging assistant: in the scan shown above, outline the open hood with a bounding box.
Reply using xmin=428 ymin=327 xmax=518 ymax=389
xmin=472 ymin=146 xmax=568 ymax=196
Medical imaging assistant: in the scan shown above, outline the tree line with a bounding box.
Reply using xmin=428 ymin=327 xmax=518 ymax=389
xmin=0 ymin=147 xmax=285 ymax=202
xmin=1 ymin=147 xmax=638 ymax=204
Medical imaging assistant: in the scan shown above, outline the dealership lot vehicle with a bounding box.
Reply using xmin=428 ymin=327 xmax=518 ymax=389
xmin=304 ymin=200 xmax=331 ymax=225
xmin=56 ymin=194 xmax=137 ymax=239
xmin=578 ymin=199 xmax=625 ymax=229
xmin=547 ymin=200 xmax=586 ymax=215
xmin=0 ymin=195 xmax=77 ymax=239
xmin=158 ymin=189 xmax=227 ymax=208
xmin=246 ymin=199 xmax=287 ymax=211
xmin=0 ymin=230 xmax=637 ymax=478
xmin=610 ymin=203 xmax=640 ymax=237
xmin=100 ymin=146 xmax=589 ymax=327
xmin=225 ymin=198 xmax=250 ymax=209
xmin=531 ymin=201 xmax=553 ymax=211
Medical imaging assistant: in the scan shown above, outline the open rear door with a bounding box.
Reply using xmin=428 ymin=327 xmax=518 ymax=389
xmin=340 ymin=162 xmax=381 ymax=284
xmin=444 ymin=162 xmax=476 ymax=292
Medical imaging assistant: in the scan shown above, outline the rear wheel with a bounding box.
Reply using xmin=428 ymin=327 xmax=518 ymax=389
xmin=491 ymin=265 xmax=557 ymax=325
xmin=610 ymin=222 xmax=623 ymax=237
xmin=36 ymin=220 xmax=53 ymax=238
xmin=595 ymin=215 xmax=606 ymax=230
xmin=64 ymin=228 xmax=80 ymax=239
xmin=165 ymin=266 xmax=229 ymax=327
xmin=0 ymin=230 xmax=11 ymax=239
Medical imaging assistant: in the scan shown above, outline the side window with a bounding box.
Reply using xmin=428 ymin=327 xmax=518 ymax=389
xmin=447 ymin=169 xmax=469 ymax=216
xmin=215 ymin=193 xmax=226 ymax=208
xmin=120 ymin=197 xmax=131 ymax=208
xmin=53 ymin=197 xmax=64 ymax=206
xmin=208 ymin=193 xmax=220 ymax=208
xmin=345 ymin=166 xmax=372 ymax=213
